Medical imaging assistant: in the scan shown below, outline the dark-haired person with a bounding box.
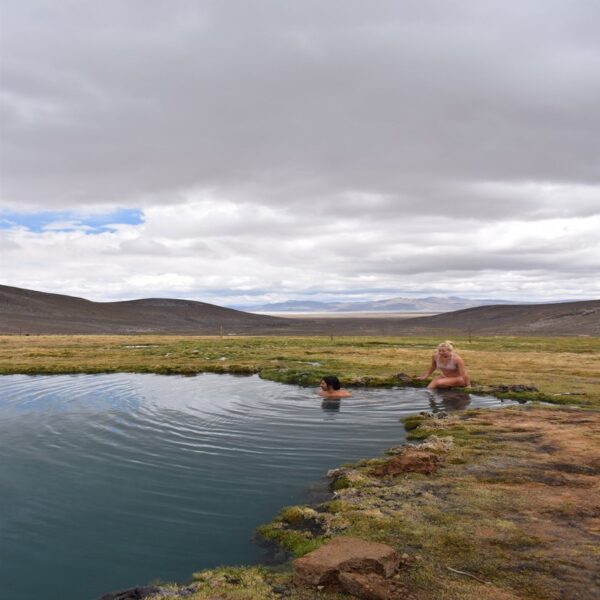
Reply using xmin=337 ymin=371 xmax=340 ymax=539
xmin=416 ymin=340 xmax=470 ymax=390
xmin=318 ymin=375 xmax=352 ymax=399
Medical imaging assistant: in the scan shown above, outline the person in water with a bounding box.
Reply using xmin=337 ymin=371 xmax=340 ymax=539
xmin=416 ymin=341 xmax=471 ymax=389
xmin=319 ymin=375 xmax=352 ymax=399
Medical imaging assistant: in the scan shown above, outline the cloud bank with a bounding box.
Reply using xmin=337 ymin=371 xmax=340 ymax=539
xmin=1 ymin=0 xmax=599 ymax=304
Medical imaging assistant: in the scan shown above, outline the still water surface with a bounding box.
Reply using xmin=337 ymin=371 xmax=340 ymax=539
xmin=0 ymin=373 xmax=512 ymax=600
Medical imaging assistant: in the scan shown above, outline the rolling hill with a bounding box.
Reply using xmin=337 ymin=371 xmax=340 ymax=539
xmin=0 ymin=285 xmax=294 ymax=335
xmin=402 ymin=300 xmax=600 ymax=335
xmin=0 ymin=285 xmax=598 ymax=336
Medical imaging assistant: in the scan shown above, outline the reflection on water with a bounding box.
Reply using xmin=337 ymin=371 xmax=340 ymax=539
xmin=428 ymin=389 xmax=472 ymax=412
xmin=321 ymin=399 xmax=341 ymax=413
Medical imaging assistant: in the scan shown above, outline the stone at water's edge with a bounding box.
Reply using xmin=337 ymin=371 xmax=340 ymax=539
xmin=293 ymin=537 xmax=400 ymax=592
xmin=97 ymin=586 xmax=162 ymax=600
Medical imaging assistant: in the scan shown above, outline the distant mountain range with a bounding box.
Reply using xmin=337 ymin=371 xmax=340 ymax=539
xmin=234 ymin=296 xmax=519 ymax=313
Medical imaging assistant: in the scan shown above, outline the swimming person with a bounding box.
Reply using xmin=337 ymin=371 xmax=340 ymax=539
xmin=319 ymin=375 xmax=352 ymax=399
xmin=416 ymin=341 xmax=471 ymax=389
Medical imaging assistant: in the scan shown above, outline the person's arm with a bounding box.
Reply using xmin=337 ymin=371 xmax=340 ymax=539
xmin=455 ymin=355 xmax=470 ymax=384
xmin=416 ymin=354 xmax=437 ymax=380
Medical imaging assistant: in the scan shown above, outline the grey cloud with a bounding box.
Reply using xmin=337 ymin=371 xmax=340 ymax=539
xmin=108 ymin=238 xmax=172 ymax=256
xmin=318 ymin=241 xmax=600 ymax=278
xmin=2 ymin=0 xmax=599 ymax=217
xmin=0 ymin=234 xmax=21 ymax=251
xmin=1 ymin=1 xmax=599 ymax=302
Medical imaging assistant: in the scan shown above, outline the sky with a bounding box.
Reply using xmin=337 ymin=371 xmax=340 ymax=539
xmin=1 ymin=0 xmax=599 ymax=306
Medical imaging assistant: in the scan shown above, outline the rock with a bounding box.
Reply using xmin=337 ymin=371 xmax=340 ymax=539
xmin=271 ymin=583 xmax=290 ymax=595
xmin=293 ymin=537 xmax=399 ymax=592
xmin=394 ymin=372 xmax=413 ymax=383
xmin=97 ymin=587 xmax=162 ymax=600
xmin=370 ymin=448 xmax=440 ymax=477
xmin=338 ymin=572 xmax=403 ymax=600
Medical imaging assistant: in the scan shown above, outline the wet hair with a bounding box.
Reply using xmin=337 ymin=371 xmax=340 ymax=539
xmin=437 ymin=340 xmax=454 ymax=352
xmin=321 ymin=375 xmax=341 ymax=390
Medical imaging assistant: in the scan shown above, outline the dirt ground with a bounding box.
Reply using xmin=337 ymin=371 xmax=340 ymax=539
xmin=261 ymin=405 xmax=600 ymax=600
xmin=431 ymin=406 xmax=600 ymax=599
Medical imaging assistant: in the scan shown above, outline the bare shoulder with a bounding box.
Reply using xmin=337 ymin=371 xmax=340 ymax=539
xmin=321 ymin=389 xmax=352 ymax=399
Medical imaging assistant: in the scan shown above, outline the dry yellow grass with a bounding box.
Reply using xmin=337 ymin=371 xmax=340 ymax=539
xmin=0 ymin=334 xmax=598 ymax=406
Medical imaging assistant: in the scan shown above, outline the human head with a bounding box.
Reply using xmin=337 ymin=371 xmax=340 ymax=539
xmin=437 ymin=340 xmax=454 ymax=354
xmin=320 ymin=375 xmax=341 ymax=390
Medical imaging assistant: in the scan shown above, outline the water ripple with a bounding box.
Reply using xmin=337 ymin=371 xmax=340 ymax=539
xmin=0 ymin=372 xmax=512 ymax=600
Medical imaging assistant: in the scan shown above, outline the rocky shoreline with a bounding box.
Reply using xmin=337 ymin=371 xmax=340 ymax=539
xmin=98 ymin=403 xmax=600 ymax=600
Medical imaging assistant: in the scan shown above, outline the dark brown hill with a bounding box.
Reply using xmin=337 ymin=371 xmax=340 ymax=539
xmin=0 ymin=285 xmax=295 ymax=334
xmin=0 ymin=285 xmax=598 ymax=335
xmin=401 ymin=300 xmax=600 ymax=335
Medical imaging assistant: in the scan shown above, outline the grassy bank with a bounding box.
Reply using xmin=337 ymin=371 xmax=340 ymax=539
xmin=1 ymin=334 xmax=599 ymax=407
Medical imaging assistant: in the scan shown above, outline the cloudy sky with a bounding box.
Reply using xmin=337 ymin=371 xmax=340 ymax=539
xmin=1 ymin=0 xmax=599 ymax=306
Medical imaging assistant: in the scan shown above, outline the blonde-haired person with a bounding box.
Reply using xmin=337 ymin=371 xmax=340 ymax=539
xmin=416 ymin=341 xmax=470 ymax=390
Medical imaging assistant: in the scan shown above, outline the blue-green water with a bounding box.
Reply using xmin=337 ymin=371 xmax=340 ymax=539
xmin=0 ymin=373 xmax=511 ymax=600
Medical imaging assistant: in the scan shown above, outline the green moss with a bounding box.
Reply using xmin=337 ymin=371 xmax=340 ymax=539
xmin=188 ymin=566 xmax=280 ymax=600
xmin=331 ymin=476 xmax=351 ymax=490
xmin=495 ymin=391 xmax=552 ymax=403
xmin=406 ymin=428 xmax=434 ymax=441
xmin=402 ymin=414 xmax=426 ymax=431
xmin=320 ymin=499 xmax=352 ymax=513
xmin=255 ymin=523 xmax=324 ymax=557
xmin=279 ymin=505 xmax=316 ymax=525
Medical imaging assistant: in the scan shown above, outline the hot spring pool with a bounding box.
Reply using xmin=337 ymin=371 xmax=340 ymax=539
xmin=0 ymin=373 xmax=512 ymax=600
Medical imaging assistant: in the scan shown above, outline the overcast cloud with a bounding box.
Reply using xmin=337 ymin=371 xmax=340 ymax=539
xmin=1 ymin=0 xmax=599 ymax=305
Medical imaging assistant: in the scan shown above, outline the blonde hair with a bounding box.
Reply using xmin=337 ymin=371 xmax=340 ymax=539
xmin=437 ymin=340 xmax=454 ymax=352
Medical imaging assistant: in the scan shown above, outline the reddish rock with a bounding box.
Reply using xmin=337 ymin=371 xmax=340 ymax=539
xmin=370 ymin=449 xmax=440 ymax=477
xmin=338 ymin=572 xmax=404 ymax=600
xmin=293 ymin=537 xmax=399 ymax=591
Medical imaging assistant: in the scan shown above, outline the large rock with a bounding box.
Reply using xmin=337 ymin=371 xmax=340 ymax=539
xmin=293 ymin=537 xmax=399 ymax=592
xmin=370 ymin=448 xmax=440 ymax=477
